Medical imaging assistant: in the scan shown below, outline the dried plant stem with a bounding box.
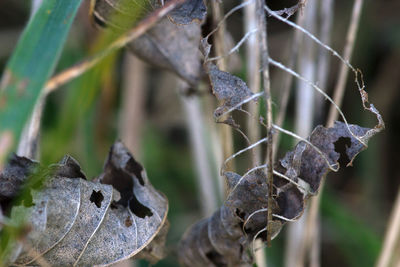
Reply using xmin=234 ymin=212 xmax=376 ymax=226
xmin=302 ymin=0 xmax=363 ymax=265
xmin=243 ymin=0 xmax=266 ymax=264
xmin=272 ymin=13 xmax=305 ymax=160
xmin=119 ymin=53 xmax=146 ymax=157
xmin=244 ymin=0 xmax=261 ymax=165
xmin=376 ymin=188 xmax=400 ymax=267
xmin=327 ymin=0 xmax=363 ymax=127
xmin=301 ymin=0 xmax=334 ymax=266
xmin=180 ymin=81 xmax=218 ymax=216
xmin=44 ymin=0 xmax=183 ymax=94
xmin=256 ymin=0 xmax=274 ymax=246
xmin=15 ymin=0 xmax=182 ymax=160
xmin=285 ymin=0 xmax=317 ymax=266
xmin=210 ymin=0 xmax=235 ymax=173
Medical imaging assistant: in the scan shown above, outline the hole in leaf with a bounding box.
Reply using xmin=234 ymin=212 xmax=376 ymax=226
xmin=110 ymin=201 xmax=119 ymax=210
xmin=90 ymin=190 xmax=104 ymax=208
xmin=126 ymin=157 xmax=144 ymax=185
xmin=206 ymin=250 xmax=227 ymax=267
xmin=235 ymin=208 xmax=246 ymax=220
xmin=334 ymin=137 xmax=352 ymax=167
xmin=129 ymin=194 xmax=153 ymax=218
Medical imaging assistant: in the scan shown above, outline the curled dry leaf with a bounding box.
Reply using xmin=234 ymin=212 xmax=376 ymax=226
xmin=3 ymin=142 xmax=168 ymax=266
xmin=178 ymin=121 xmax=374 ymax=266
xmin=92 ymin=0 xmax=206 ymax=86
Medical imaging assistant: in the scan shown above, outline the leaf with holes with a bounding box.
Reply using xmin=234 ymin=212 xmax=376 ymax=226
xmin=178 ymin=121 xmax=376 ymax=266
xmin=5 ymin=142 xmax=168 ymax=266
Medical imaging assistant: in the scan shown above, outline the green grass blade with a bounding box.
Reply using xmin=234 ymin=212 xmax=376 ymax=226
xmin=0 ymin=0 xmax=83 ymax=164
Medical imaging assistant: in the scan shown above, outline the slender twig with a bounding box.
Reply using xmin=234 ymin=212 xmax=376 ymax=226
xmin=376 ymin=188 xmax=400 ymax=267
xmin=256 ymin=0 xmax=274 ymax=246
xmin=180 ymin=81 xmax=218 ymax=216
xmin=44 ymin=0 xmax=184 ymax=94
xmin=285 ymin=2 xmax=317 ymax=265
xmin=119 ymin=53 xmax=146 ymax=157
xmin=272 ymin=12 xmax=305 ymax=160
xmin=326 ymin=0 xmax=363 ymax=127
xmin=304 ymin=1 xmax=334 ymax=266
xmin=210 ymin=0 xmax=235 ymax=174
xmin=244 ymin=0 xmax=261 ymax=167
xmin=302 ymin=1 xmax=363 ymax=266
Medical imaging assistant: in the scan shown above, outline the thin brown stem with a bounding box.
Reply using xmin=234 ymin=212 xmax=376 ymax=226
xmin=244 ymin=0 xmax=261 ymax=166
xmin=376 ymin=188 xmax=400 ymax=267
xmin=256 ymin=0 xmax=274 ymax=246
xmin=44 ymin=0 xmax=184 ymax=94
xmin=326 ymin=0 xmax=363 ymax=127
xmin=272 ymin=13 xmax=305 ymax=160
xmin=210 ymin=0 xmax=236 ymax=174
xmin=304 ymin=1 xmax=363 ymax=266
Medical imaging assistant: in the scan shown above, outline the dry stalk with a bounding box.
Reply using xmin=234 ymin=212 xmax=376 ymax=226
xmin=301 ymin=0 xmax=334 ymax=266
xmin=210 ymin=0 xmax=235 ymax=173
xmin=303 ymin=0 xmax=363 ymax=265
xmin=256 ymin=0 xmax=274 ymax=246
xmin=119 ymin=53 xmax=146 ymax=157
xmin=244 ymin=0 xmax=266 ymax=264
xmin=244 ymin=0 xmax=261 ymax=165
xmin=376 ymin=188 xmax=400 ymax=267
xmin=284 ymin=1 xmax=317 ymax=266
xmin=44 ymin=0 xmax=184 ymax=94
xmin=15 ymin=0 xmax=183 ymax=161
xmin=179 ymin=80 xmax=218 ymax=216
xmin=272 ymin=13 xmax=305 ymax=160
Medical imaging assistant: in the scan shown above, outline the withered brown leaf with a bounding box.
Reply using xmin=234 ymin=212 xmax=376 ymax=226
xmin=178 ymin=121 xmax=373 ymax=266
xmin=5 ymin=142 xmax=168 ymax=266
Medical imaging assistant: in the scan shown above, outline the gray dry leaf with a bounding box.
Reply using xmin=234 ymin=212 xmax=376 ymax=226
xmin=167 ymin=0 xmax=207 ymax=25
xmin=92 ymin=0 xmax=206 ymax=86
xmin=204 ymin=62 xmax=253 ymax=118
xmin=178 ymin=121 xmax=373 ymax=266
xmin=128 ymin=17 xmax=203 ymax=86
xmin=5 ymin=142 xmax=168 ymax=266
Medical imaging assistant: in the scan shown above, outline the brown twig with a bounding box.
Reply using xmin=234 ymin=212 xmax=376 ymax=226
xmin=285 ymin=1 xmax=317 ymax=266
xmin=244 ymin=0 xmax=261 ymax=165
xmin=44 ymin=0 xmax=184 ymax=94
xmin=376 ymin=188 xmax=400 ymax=267
xmin=244 ymin=0 xmax=266 ymax=264
xmin=179 ymin=80 xmax=219 ymax=216
xmin=210 ymin=0 xmax=235 ymax=173
xmin=302 ymin=0 xmax=363 ymax=265
xmin=256 ymin=0 xmax=274 ymax=246
xmin=272 ymin=12 xmax=305 ymax=160
xmin=326 ymin=0 xmax=363 ymax=127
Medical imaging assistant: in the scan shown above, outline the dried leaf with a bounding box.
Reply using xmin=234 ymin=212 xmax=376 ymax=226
xmin=5 ymin=142 xmax=168 ymax=266
xmin=92 ymin=0 xmax=205 ymax=85
xmin=178 ymin=121 xmax=374 ymax=266
xmin=128 ymin=17 xmax=203 ymax=85
xmin=167 ymin=0 xmax=207 ymax=25
xmin=204 ymin=62 xmax=253 ymax=118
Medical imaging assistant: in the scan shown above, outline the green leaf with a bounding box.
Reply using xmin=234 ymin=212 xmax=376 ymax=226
xmin=0 ymin=0 xmax=83 ymax=164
